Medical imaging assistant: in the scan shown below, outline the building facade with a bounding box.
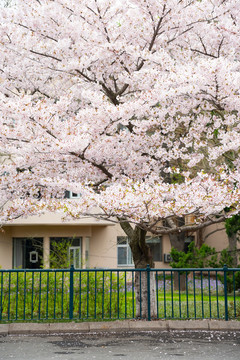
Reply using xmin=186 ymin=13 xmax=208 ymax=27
xmin=0 ymin=210 xmax=233 ymax=270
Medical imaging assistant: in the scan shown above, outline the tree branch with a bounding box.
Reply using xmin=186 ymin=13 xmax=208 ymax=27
xmin=29 ymin=49 xmax=62 ymax=62
xmin=142 ymin=216 xmax=226 ymax=235
xmin=117 ymin=218 xmax=134 ymax=238
xmin=203 ymin=227 xmax=225 ymax=242
xmin=69 ymin=151 xmax=113 ymax=179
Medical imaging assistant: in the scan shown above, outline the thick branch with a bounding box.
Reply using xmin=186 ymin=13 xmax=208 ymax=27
xmin=166 ymin=217 xmax=177 ymax=229
xmin=118 ymin=218 xmax=134 ymax=238
xmin=143 ymin=216 xmax=226 ymax=235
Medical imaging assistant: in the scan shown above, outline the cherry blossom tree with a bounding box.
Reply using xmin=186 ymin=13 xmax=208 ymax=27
xmin=0 ymin=0 xmax=240 ymax=317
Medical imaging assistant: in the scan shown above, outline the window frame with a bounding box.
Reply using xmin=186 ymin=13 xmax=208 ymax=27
xmin=146 ymin=236 xmax=162 ymax=262
xmin=50 ymin=237 xmax=82 ymax=269
xmin=117 ymin=236 xmax=134 ymax=267
xmin=69 ymin=191 xmax=81 ymax=199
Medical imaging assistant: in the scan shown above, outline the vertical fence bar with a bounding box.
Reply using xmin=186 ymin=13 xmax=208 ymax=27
xmin=0 ymin=272 xmax=3 ymax=321
xmin=23 ymin=272 xmax=26 ymax=321
xmin=125 ymin=271 xmax=127 ymax=319
xmin=223 ymin=265 xmax=228 ymax=321
xmin=216 ymin=271 xmax=219 ymax=319
xmin=69 ymin=265 xmax=74 ymax=320
xmin=8 ymin=272 xmax=11 ymax=320
xmin=110 ymin=271 xmax=112 ymax=319
xmin=38 ymin=272 xmax=42 ymax=320
xmin=147 ymin=265 xmax=151 ymax=321
xmin=163 ymin=271 xmax=166 ymax=319
xmin=94 ymin=271 xmax=97 ymax=319
xmin=233 ymin=271 xmax=236 ymax=319
xmin=78 ymin=271 xmax=81 ymax=320
xmin=15 ymin=272 xmax=19 ymax=320
xmin=171 ymin=271 xmax=174 ymax=318
xmin=117 ymin=271 xmax=120 ymax=319
xmin=178 ymin=271 xmax=181 ymax=319
xmin=31 ymin=272 xmax=34 ymax=320
xmin=61 ymin=272 xmax=64 ymax=319
xmin=102 ymin=271 xmax=105 ymax=319
xmin=208 ymin=271 xmax=211 ymax=319
xmin=156 ymin=271 xmax=159 ymax=319
xmin=132 ymin=271 xmax=134 ymax=318
xmin=87 ymin=270 xmax=89 ymax=319
xmin=186 ymin=271 xmax=189 ymax=319
xmin=87 ymin=271 xmax=89 ymax=319
xmin=46 ymin=272 xmax=49 ymax=320
xmin=53 ymin=271 xmax=57 ymax=320
xmin=139 ymin=271 xmax=142 ymax=319
xmin=193 ymin=271 xmax=196 ymax=319
xmin=201 ymin=271 xmax=204 ymax=319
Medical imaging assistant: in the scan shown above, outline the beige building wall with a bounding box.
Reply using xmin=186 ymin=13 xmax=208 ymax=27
xmin=0 ymin=209 xmax=233 ymax=269
xmin=88 ymin=227 xmax=174 ymax=269
xmin=202 ymin=224 xmax=229 ymax=251
xmin=0 ymin=210 xmax=120 ymax=269
xmin=0 ymin=224 xmax=94 ymax=269
xmin=90 ymin=225 xmax=123 ymax=268
xmin=0 ymin=221 xmax=174 ymax=269
xmin=0 ymin=227 xmax=13 ymax=269
xmin=154 ymin=234 xmax=172 ymax=269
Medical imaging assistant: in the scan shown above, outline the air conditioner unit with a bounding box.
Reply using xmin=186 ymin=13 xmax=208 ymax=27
xmin=164 ymin=253 xmax=172 ymax=263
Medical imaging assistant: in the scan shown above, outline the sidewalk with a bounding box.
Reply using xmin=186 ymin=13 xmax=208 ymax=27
xmin=0 ymin=319 xmax=240 ymax=335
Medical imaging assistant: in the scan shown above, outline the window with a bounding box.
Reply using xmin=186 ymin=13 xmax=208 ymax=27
xmin=69 ymin=246 xmax=81 ymax=269
xmin=64 ymin=191 xmax=81 ymax=199
xmin=69 ymin=192 xmax=81 ymax=199
xmin=117 ymin=237 xmax=133 ymax=266
xmin=50 ymin=237 xmax=82 ymax=269
xmin=13 ymin=238 xmax=43 ymax=269
xmin=146 ymin=237 xmax=162 ymax=262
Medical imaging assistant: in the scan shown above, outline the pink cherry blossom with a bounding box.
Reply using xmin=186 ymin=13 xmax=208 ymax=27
xmin=0 ymin=0 xmax=239 ymax=235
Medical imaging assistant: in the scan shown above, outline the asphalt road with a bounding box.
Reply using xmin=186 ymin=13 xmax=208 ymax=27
xmin=0 ymin=330 xmax=240 ymax=360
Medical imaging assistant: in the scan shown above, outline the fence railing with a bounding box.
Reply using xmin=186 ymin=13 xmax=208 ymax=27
xmin=0 ymin=265 xmax=239 ymax=322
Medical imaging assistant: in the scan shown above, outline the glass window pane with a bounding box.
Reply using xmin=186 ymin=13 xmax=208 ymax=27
xmin=13 ymin=238 xmax=23 ymax=268
xmin=118 ymin=247 xmax=127 ymax=265
xmin=117 ymin=236 xmax=127 ymax=245
xmin=71 ymin=238 xmax=81 ymax=247
xmin=149 ymin=243 xmax=162 ymax=262
xmin=146 ymin=237 xmax=161 ymax=244
xmin=127 ymin=247 xmax=133 ymax=265
xmin=13 ymin=238 xmax=43 ymax=269
xmin=69 ymin=248 xmax=74 ymax=266
xmin=75 ymin=248 xmax=80 ymax=268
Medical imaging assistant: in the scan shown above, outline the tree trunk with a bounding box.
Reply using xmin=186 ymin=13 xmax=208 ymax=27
xmin=119 ymin=221 xmax=157 ymax=319
xmin=196 ymin=228 xmax=203 ymax=248
xmin=168 ymin=231 xmax=186 ymax=252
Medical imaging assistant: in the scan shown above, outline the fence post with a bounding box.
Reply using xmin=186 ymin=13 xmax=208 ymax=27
xmin=146 ymin=264 xmax=151 ymax=321
xmin=69 ymin=265 xmax=74 ymax=320
xmin=0 ymin=272 xmax=2 ymax=321
xmin=223 ymin=264 xmax=228 ymax=321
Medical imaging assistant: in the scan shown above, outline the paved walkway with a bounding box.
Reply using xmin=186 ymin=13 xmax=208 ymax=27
xmin=1 ymin=330 xmax=240 ymax=360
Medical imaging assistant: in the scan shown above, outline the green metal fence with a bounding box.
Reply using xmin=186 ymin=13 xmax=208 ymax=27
xmin=0 ymin=266 xmax=239 ymax=322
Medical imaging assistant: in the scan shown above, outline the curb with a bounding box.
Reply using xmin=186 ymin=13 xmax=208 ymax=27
xmin=0 ymin=320 xmax=240 ymax=336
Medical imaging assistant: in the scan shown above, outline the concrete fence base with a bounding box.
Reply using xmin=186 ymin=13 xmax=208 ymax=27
xmin=0 ymin=320 xmax=240 ymax=336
